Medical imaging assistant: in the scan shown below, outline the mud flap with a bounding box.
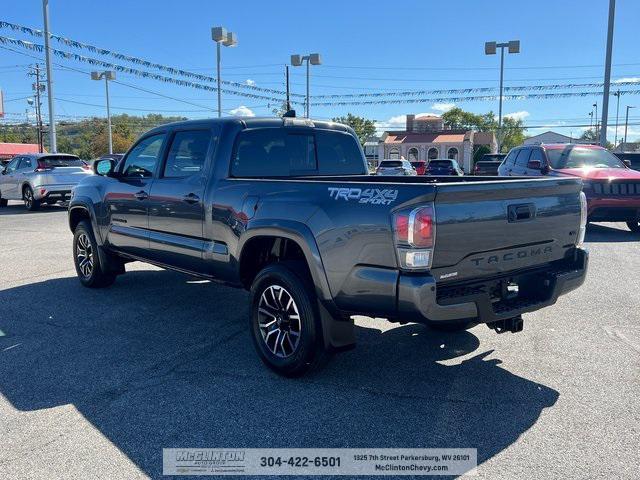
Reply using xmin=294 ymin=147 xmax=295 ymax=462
xmin=318 ymin=301 xmax=356 ymax=352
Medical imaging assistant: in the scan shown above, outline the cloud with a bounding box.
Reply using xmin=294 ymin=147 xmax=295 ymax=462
xmin=613 ymin=77 xmax=640 ymax=84
xmin=229 ymin=105 xmax=255 ymax=117
xmin=504 ymin=111 xmax=530 ymax=121
xmin=245 ymin=79 xmax=256 ymax=86
xmin=431 ymin=102 xmax=455 ymax=112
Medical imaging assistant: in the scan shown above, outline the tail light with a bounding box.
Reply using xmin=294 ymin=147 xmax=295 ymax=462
xmin=82 ymin=163 xmax=92 ymax=171
xmin=35 ymin=160 xmax=52 ymax=172
xmin=392 ymin=204 xmax=436 ymax=270
xmin=576 ymin=191 xmax=587 ymax=247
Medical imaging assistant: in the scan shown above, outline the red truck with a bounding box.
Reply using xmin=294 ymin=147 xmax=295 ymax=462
xmin=498 ymin=143 xmax=640 ymax=232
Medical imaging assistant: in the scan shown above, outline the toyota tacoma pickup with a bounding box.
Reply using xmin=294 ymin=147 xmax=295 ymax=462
xmin=68 ymin=116 xmax=589 ymax=376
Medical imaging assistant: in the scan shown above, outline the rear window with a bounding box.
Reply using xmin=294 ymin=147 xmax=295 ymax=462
xmin=231 ymin=128 xmax=365 ymax=177
xmin=428 ymin=160 xmax=452 ymax=168
xmin=380 ymin=160 xmax=403 ymax=168
xmin=39 ymin=155 xmax=83 ymax=167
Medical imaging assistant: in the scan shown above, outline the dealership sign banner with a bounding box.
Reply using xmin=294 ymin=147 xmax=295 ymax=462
xmin=163 ymin=448 xmax=477 ymax=476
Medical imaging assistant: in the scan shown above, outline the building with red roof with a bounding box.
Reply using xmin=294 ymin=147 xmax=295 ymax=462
xmin=0 ymin=143 xmax=44 ymax=162
xmin=377 ymin=114 xmax=496 ymax=173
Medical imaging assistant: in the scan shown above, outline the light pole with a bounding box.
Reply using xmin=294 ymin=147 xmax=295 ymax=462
xmin=485 ymin=40 xmax=520 ymax=152
xmin=42 ymin=0 xmax=57 ymax=152
xmin=613 ymin=90 xmax=621 ymax=147
xmin=291 ymin=53 xmax=321 ymax=118
xmin=599 ymin=0 xmax=616 ymax=146
xmin=211 ymin=27 xmax=237 ymax=118
xmin=91 ymin=71 xmax=116 ymax=154
xmin=624 ymin=105 xmax=635 ymax=148
xmin=589 ymin=111 xmax=593 ymax=131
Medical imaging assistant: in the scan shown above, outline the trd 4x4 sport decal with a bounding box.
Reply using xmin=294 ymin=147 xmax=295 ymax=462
xmin=327 ymin=187 xmax=398 ymax=206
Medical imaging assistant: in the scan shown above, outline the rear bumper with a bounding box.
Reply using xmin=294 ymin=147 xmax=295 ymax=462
xmin=397 ymin=248 xmax=588 ymax=325
xmin=33 ymin=185 xmax=75 ymax=200
xmin=586 ymin=197 xmax=640 ymax=222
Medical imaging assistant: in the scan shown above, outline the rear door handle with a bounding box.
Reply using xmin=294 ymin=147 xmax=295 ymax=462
xmin=134 ymin=190 xmax=148 ymax=200
xmin=183 ymin=193 xmax=200 ymax=204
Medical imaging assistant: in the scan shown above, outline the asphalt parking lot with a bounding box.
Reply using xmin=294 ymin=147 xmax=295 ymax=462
xmin=0 ymin=201 xmax=639 ymax=479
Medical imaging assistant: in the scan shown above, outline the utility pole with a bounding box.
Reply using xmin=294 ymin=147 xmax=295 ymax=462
xmin=613 ymin=90 xmax=621 ymax=147
xmin=285 ymin=65 xmax=291 ymax=111
xmin=27 ymin=64 xmax=45 ymax=153
xmin=600 ymin=0 xmax=616 ymax=146
xmin=42 ymin=0 xmax=57 ymax=152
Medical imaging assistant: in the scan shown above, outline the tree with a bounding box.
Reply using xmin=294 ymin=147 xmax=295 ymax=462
xmin=331 ymin=113 xmax=376 ymax=145
xmin=579 ymin=129 xmax=613 ymax=149
xmin=442 ymin=107 xmax=527 ymax=153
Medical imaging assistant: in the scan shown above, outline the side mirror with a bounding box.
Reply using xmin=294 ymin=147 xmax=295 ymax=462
xmin=623 ymin=159 xmax=632 ymax=168
xmin=94 ymin=158 xmax=116 ymax=176
xmin=527 ymin=159 xmax=542 ymax=170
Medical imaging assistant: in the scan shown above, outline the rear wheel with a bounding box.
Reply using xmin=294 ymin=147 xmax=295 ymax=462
xmin=249 ymin=263 xmax=328 ymax=377
xmin=73 ymin=220 xmax=117 ymax=288
xmin=23 ymin=186 xmax=40 ymax=211
xmin=626 ymin=221 xmax=640 ymax=233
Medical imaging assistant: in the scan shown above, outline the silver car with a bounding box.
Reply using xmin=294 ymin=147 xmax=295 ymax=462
xmin=375 ymin=159 xmax=417 ymax=176
xmin=0 ymin=154 xmax=93 ymax=210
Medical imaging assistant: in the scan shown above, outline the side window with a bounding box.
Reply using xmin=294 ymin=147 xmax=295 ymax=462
xmin=514 ymin=149 xmax=532 ymax=167
xmin=5 ymin=158 xmax=20 ymax=173
xmin=20 ymin=158 xmax=33 ymax=170
xmin=121 ymin=134 xmax=166 ymax=178
xmin=316 ymin=130 xmax=366 ymax=175
xmin=163 ymin=130 xmax=211 ymax=178
xmin=503 ymin=150 xmax=517 ymax=166
xmin=529 ymin=148 xmax=544 ymax=164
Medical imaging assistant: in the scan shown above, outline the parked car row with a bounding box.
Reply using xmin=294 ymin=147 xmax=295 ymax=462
xmin=376 ymin=158 xmax=464 ymax=176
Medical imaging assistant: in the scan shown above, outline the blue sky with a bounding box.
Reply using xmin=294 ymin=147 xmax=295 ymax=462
xmin=2 ymin=0 xmax=640 ymax=141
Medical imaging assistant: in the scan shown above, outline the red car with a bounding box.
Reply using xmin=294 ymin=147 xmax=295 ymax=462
xmin=498 ymin=143 xmax=640 ymax=232
xmin=410 ymin=160 xmax=426 ymax=175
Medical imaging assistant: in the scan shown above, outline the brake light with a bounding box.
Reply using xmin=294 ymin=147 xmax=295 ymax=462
xmin=576 ymin=191 xmax=587 ymax=247
xmin=82 ymin=164 xmax=91 ymax=171
xmin=392 ymin=204 xmax=436 ymax=270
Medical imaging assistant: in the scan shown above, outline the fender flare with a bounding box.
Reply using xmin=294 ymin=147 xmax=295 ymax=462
xmin=68 ymin=197 xmax=103 ymax=245
xmin=238 ymin=220 xmax=355 ymax=350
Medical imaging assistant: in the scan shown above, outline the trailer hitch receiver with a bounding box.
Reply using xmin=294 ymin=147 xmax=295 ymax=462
xmin=488 ymin=316 xmax=524 ymax=334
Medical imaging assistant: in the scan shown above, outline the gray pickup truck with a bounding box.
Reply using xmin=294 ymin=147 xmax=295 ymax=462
xmin=68 ymin=116 xmax=588 ymax=376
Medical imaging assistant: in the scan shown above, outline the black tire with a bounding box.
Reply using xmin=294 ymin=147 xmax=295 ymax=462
xmin=23 ymin=186 xmax=40 ymax=211
xmin=249 ymin=263 xmax=328 ymax=377
xmin=626 ymin=221 xmax=640 ymax=233
xmin=0 ymin=193 xmax=7 ymax=207
xmin=428 ymin=320 xmax=477 ymax=332
xmin=73 ymin=220 xmax=117 ymax=288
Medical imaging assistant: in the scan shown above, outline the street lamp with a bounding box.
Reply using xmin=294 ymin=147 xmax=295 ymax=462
xmin=485 ymin=40 xmax=520 ymax=153
xmin=291 ymin=53 xmax=321 ymax=118
xmin=613 ymin=90 xmax=621 ymax=147
xmin=212 ymin=26 xmax=238 ymax=118
xmin=91 ymin=71 xmax=116 ymax=154
xmin=624 ymin=105 xmax=635 ymax=148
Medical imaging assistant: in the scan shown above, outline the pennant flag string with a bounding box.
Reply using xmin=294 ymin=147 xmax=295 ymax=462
xmin=0 ymin=35 xmax=301 ymax=104
xmin=311 ymin=90 xmax=640 ymax=107
xmin=0 ymin=20 xmax=304 ymax=98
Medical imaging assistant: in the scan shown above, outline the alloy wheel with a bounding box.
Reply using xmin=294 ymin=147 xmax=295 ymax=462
xmin=76 ymin=233 xmax=94 ymax=277
xmin=24 ymin=189 xmax=33 ymax=209
xmin=257 ymin=285 xmax=302 ymax=358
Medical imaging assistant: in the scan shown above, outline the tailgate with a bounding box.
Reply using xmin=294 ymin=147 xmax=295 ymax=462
xmin=431 ymin=177 xmax=583 ymax=282
xmin=41 ymin=167 xmax=91 ymax=186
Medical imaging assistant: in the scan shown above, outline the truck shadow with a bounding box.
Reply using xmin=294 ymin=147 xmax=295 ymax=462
xmin=585 ymin=222 xmax=640 ymax=243
xmin=0 ymin=269 xmax=558 ymax=477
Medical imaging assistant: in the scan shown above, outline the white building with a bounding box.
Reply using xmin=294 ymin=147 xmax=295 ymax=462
xmin=377 ymin=114 xmax=496 ymax=173
xmin=523 ymin=131 xmax=578 ymax=145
